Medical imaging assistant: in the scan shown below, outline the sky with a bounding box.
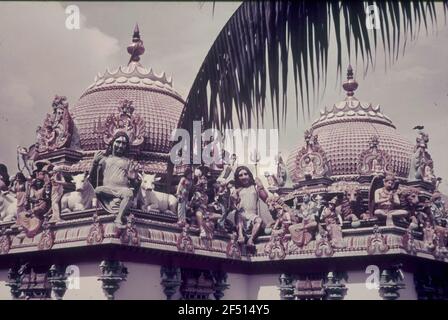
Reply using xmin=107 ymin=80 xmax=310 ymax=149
xmin=0 ymin=1 xmax=447 ymax=192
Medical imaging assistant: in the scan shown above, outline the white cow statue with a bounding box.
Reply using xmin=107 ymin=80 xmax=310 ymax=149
xmin=137 ymin=173 xmax=178 ymax=213
xmin=0 ymin=191 xmax=17 ymax=222
xmin=61 ymin=173 xmax=96 ymax=213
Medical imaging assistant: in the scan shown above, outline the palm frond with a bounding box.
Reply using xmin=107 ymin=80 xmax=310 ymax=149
xmin=180 ymin=1 xmax=446 ymax=134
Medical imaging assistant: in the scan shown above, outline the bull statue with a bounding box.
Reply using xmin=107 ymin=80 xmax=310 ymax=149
xmin=0 ymin=191 xmax=17 ymax=222
xmin=61 ymin=173 xmax=96 ymax=213
xmin=137 ymin=173 xmax=178 ymax=214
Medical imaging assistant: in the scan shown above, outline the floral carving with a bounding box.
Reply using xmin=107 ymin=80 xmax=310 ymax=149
xmin=358 ymin=136 xmax=392 ymax=175
xmin=95 ymin=99 xmax=145 ymax=149
xmin=294 ymin=129 xmax=331 ymax=181
xmin=177 ymin=225 xmax=194 ymax=253
xmin=226 ymin=233 xmax=242 ymax=259
xmin=264 ymin=232 xmax=287 ymax=260
xmin=86 ymin=214 xmax=104 ymax=245
xmin=367 ymin=225 xmax=389 ymax=254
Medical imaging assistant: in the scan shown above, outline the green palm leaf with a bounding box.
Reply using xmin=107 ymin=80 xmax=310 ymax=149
xmin=180 ymin=0 xmax=447 ymax=134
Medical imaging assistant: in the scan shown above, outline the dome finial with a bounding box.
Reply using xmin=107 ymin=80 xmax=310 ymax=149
xmin=342 ymin=64 xmax=358 ymax=97
xmin=127 ymin=23 xmax=145 ymax=65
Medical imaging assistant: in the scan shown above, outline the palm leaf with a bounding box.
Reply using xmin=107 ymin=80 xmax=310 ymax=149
xmin=179 ymin=0 xmax=446 ymax=135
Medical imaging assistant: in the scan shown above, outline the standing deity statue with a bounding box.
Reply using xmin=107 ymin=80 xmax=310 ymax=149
xmin=16 ymin=166 xmax=51 ymax=238
xmin=320 ymin=197 xmax=345 ymax=248
xmin=288 ymin=193 xmax=319 ymax=248
xmin=48 ymin=165 xmax=69 ymax=223
xmin=176 ymin=167 xmax=193 ymax=225
xmin=373 ymin=174 xmax=408 ymax=226
xmin=232 ymin=166 xmax=269 ymax=247
xmin=35 ymin=96 xmax=73 ymax=153
xmin=275 ymin=154 xmax=288 ymax=187
xmin=89 ymin=132 xmax=138 ymax=228
xmin=411 ymin=128 xmax=436 ymax=184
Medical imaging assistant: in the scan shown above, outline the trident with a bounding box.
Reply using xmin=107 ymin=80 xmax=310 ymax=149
xmin=250 ymin=149 xmax=261 ymax=178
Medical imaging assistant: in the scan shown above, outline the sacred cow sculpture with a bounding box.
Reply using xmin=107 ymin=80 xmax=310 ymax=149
xmin=61 ymin=173 xmax=96 ymax=213
xmin=137 ymin=173 xmax=178 ymax=214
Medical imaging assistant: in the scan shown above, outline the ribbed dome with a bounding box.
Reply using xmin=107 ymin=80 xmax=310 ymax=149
xmin=287 ymin=66 xmax=414 ymax=183
xmin=70 ymin=25 xmax=184 ymax=155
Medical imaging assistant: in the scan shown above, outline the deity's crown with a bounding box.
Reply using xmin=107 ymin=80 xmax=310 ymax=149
xmin=51 ymin=95 xmax=69 ymax=111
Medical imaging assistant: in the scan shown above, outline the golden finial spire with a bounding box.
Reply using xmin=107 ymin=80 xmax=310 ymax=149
xmin=127 ymin=23 xmax=145 ymax=65
xmin=342 ymin=65 xmax=358 ymax=97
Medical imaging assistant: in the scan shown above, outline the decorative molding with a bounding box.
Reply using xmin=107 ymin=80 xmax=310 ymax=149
xmin=0 ymin=233 xmax=11 ymax=254
xmin=226 ymin=233 xmax=242 ymax=259
xmin=117 ymin=214 xmax=140 ymax=246
xmin=176 ymin=225 xmax=194 ymax=253
xmin=86 ymin=213 xmax=104 ymax=245
xmin=367 ymin=225 xmax=389 ymax=254
xmin=37 ymin=221 xmax=54 ymax=250
xmin=264 ymin=232 xmax=287 ymax=260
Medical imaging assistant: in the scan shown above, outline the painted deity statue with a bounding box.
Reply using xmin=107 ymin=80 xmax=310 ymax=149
xmin=176 ymin=167 xmax=193 ymax=225
xmin=431 ymin=193 xmax=448 ymax=248
xmin=266 ymin=196 xmax=292 ymax=234
xmin=232 ymin=166 xmax=269 ymax=247
xmin=288 ymin=193 xmax=319 ymax=248
xmin=89 ymin=132 xmax=138 ymax=227
xmin=374 ymin=174 xmax=408 ymax=226
xmin=16 ymin=167 xmax=51 ymax=238
xmin=321 ymin=197 xmax=345 ymax=248
xmin=411 ymin=129 xmax=436 ymax=184
xmin=189 ymin=167 xmax=220 ymax=239
xmin=275 ymin=154 xmax=288 ymax=187
xmin=48 ymin=165 xmax=69 ymax=222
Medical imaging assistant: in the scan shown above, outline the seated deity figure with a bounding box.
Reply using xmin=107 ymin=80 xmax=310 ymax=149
xmin=302 ymin=156 xmax=315 ymax=180
xmin=374 ymin=174 xmax=408 ymax=226
xmin=288 ymin=193 xmax=319 ymax=248
xmin=266 ymin=196 xmax=292 ymax=235
xmin=89 ymin=132 xmax=138 ymax=228
xmin=321 ymin=197 xmax=345 ymax=248
xmin=231 ymin=166 xmax=269 ymax=247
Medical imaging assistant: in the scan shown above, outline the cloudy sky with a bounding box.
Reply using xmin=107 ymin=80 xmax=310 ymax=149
xmin=0 ymin=1 xmax=447 ymax=192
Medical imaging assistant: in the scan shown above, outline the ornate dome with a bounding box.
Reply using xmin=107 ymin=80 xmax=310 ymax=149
xmin=71 ymin=25 xmax=184 ymax=155
xmin=287 ymin=66 xmax=414 ymax=183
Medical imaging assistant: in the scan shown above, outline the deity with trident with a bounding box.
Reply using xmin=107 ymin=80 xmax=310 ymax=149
xmin=231 ymin=165 xmax=268 ymax=247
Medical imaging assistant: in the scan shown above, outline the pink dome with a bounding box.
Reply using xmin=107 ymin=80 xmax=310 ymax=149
xmin=287 ymin=66 xmax=414 ymax=183
xmin=70 ymin=25 xmax=184 ymax=155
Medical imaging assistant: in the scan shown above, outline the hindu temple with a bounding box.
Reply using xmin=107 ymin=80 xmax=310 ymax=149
xmin=0 ymin=26 xmax=447 ymax=300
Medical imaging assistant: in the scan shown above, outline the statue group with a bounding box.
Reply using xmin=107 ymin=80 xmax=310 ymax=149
xmin=0 ymin=98 xmax=447 ymax=255
xmin=1 ymin=129 xmax=448 ymax=252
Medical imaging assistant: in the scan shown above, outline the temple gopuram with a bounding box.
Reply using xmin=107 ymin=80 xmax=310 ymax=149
xmin=0 ymin=26 xmax=447 ymax=300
